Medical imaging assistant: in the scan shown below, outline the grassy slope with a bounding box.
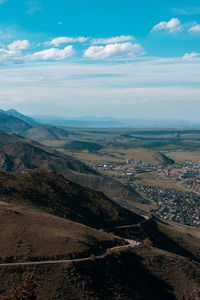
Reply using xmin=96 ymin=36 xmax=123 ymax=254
xmin=0 ymin=201 xmax=121 ymax=262
xmin=24 ymin=124 xmax=69 ymax=141
xmin=0 ymin=246 xmax=199 ymax=300
xmin=0 ymin=169 xmax=143 ymax=229
xmin=111 ymin=218 xmax=200 ymax=263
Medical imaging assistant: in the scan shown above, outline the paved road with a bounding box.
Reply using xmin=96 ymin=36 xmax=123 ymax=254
xmin=0 ymin=219 xmax=148 ymax=268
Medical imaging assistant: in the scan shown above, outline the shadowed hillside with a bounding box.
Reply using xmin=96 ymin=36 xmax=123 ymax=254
xmin=0 ymin=246 xmax=199 ymax=300
xmin=0 ymin=169 xmax=143 ymax=228
xmin=111 ymin=218 xmax=200 ymax=263
xmin=0 ymin=113 xmax=32 ymax=135
xmin=0 ymin=130 xmax=144 ymax=209
xmin=63 ymin=140 xmax=103 ymax=152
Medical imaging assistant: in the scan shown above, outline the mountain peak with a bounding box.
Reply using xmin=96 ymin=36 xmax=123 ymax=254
xmin=4 ymin=109 xmax=37 ymax=125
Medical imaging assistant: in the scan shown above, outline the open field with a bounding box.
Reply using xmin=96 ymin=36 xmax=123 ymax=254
xmin=133 ymin=172 xmax=182 ymax=190
xmin=167 ymin=151 xmax=200 ymax=164
xmin=32 ymin=128 xmax=200 ymax=167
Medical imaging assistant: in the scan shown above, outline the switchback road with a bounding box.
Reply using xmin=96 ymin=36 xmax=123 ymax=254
xmin=0 ymin=218 xmax=148 ymax=268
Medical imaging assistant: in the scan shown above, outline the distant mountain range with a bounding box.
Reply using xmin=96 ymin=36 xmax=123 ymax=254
xmin=34 ymin=115 xmax=200 ymax=128
xmin=0 ymin=108 xmax=199 ymax=129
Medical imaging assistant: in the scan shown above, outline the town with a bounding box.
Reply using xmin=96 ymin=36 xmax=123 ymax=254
xmin=133 ymin=184 xmax=200 ymax=226
xmin=92 ymin=159 xmax=200 ymax=226
xmin=92 ymin=159 xmax=161 ymax=179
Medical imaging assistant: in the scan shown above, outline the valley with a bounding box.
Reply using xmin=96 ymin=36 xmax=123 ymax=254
xmin=0 ymin=110 xmax=199 ymax=299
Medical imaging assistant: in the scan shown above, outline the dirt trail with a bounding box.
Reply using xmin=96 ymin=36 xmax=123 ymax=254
xmin=0 ymin=219 xmax=148 ymax=268
xmin=0 ymin=239 xmax=138 ymax=268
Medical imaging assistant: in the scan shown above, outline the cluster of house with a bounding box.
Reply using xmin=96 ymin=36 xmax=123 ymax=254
xmin=92 ymin=160 xmax=159 ymax=178
xmin=184 ymin=179 xmax=200 ymax=193
xmin=133 ymin=184 xmax=200 ymax=226
xmin=162 ymin=163 xmax=200 ymax=180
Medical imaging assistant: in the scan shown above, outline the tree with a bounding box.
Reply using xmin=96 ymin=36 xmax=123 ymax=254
xmin=3 ymin=273 xmax=37 ymax=300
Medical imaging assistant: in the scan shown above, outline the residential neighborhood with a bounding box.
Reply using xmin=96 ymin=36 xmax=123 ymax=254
xmin=133 ymin=184 xmax=200 ymax=226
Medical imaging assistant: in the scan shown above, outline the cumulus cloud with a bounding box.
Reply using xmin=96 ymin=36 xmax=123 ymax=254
xmin=182 ymin=52 xmax=200 ymax=60
xmin=45 ymin=36 xmax=88 ymax=46
xmin=29 ymin=46 xmax=73 ymax=60
xmin=8 ymin=40 xmax=31 ymax=51
xmin=188 ymin=24 xmax=200 ymax=32
xmin=0 ymin=40 xmax=31 ymax=64
xmin=151 ymin=18 xmax=183 ymax=33
xmin=91 ymin=35 xmax=135 ymax=44
xmin=83 ymin=43 xmax=145 ymax=60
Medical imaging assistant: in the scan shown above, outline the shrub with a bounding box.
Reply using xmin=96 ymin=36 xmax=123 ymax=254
xmin=90 ymin=254 xmax=96 ymax=261
xmin=3 ymin=273 xmax=37 ymax=300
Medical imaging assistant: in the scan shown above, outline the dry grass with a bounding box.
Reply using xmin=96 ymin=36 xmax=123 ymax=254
xmin=167 ymin=151 xmax=200 ymax=164
xmin=0 ymin=202 xmax=120 ymax=262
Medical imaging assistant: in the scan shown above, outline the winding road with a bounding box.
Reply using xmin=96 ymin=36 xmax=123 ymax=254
xmin=0 ymin=239 xmax=137 ymax=268
xmin=0 ymin=219 xmax=148 ymax=268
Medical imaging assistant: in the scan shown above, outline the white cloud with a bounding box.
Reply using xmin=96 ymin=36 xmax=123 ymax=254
xmin=182 ymin=52 xmax=200 ymax=60
xmin=151 ymin=18 xmax=183 ymax=33
xmin=83 ymin=43 xmax=145 ymax=60
xmin=29 ymin=46 xmax=73 ymax=60
xmin=91 ymin=35 xmax=135 ymax=44
xmin=0 ymin=48 xmax=22 ymax=63
xmin=188 ymin=24 xmax=200 ymax=32
xmin=45 ymin=36 xmax=88 ymax=46
xmin=8 ymin=40 xmax=31 ymax=51
xmin=0 ymin=58 xmax=200 ymax=119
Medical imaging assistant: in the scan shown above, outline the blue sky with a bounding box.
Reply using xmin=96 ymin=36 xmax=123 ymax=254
xmin=0 ymin=0 xmax=200 ymax=120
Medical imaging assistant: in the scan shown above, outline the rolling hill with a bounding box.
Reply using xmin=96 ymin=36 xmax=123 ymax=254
xmin=122 ymin=148 xmax=175 ymax=166
xmin=1 ymin=234 xmax=199 ymax=300
xmin=0 ymin=201 xmax=121 ymax=263
xmin=63 ymin=140 xmax=103 ymax=152
xmin=0 ymin=109 xmax=70 ymax=142
xmin=24 ymin=124 xmax=69 ymax=142
xmin=0 ymin=112 xmax=32 ymax=135
xmin=5 ymin=109 xmax=37 ymax=125
xmin=0 ymin=130 xmax=143 ymax=208
xmin=0 ymin=175 xmax=198 ymax=300
xmin=0 ymin=169 xmax=143 ymax=228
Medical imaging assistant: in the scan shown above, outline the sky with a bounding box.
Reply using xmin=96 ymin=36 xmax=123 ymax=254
xmin=0 ymin=0 xmax=200 ymax=120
